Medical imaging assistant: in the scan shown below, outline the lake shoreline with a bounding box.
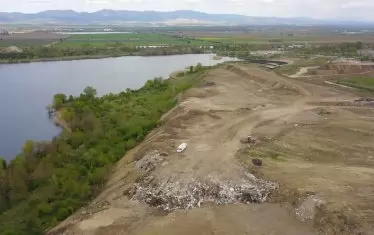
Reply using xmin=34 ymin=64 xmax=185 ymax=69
xmin=53 ymin=111 xmax=71 ymax=132
xmin=0 ymin=53 xmax=132 ymax=64
xmin=0 ymin=54 xmax=235 ymax=159
xmin=0 ymin=52 xmax=211 ymax=65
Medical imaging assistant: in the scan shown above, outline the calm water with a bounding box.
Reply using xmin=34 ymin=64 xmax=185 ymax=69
xmin=0 ymin=54 xmax=235 ymax=160
xmin=56 ymin=32 xmax=132 ymax=35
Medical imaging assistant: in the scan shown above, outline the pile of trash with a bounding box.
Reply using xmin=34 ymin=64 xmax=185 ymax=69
xmin=354 ymin=97 xmax=374 ymax=106
xmin=130 ymin=173 xmax=278 ymax=211
xmin=135 ymin=151 xmax=165 ymax=172
xmin=295 ymin=195 xmax=326 ymax=222
xmin=355 ymin=97 xmax=374 ymax=102
xmin=240 ymin=135 xmax=257 ymax=144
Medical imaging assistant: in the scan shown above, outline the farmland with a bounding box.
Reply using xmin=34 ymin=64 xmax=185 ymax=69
xmin=1 ymin=25 xmax=374 ymax=63
xmin=0 ymin=32 xmax=216 ymax=48
xmin=0 ymin=31 xmax=69 ymax=47
xmin=58 ymin=33 xmax=214 ymax=47
xmin=173 ymin=25 xmax=374 ymax=44
xmin=197 ymin=35 xmax=319 ymax=44
xmin=4 ymin=25 xmax=374 ymax=49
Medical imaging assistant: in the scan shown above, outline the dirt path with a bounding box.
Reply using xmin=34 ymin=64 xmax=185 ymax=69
xmin=50 ymin=64 xmax=374 ymax=235
xmin=289 ymin=66 xmax=319 ymax=78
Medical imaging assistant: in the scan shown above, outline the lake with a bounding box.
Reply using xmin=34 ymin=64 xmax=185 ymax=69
xmin=0 ymin=54 xmax=235 ymax=160
xmin=56 ymin=32 xmax=132 ymax=35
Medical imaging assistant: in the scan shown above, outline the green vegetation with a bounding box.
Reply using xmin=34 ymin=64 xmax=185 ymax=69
xmin=0 ymin=30 xmax=368 ymax=64
xmin=199 ymin=35 xmax=318 ymax=44
xmin=214 ymin=43 xmax=276 ymax=58
xmin=61 ymin=33 xmax=212 ymax=47
xmin=0 ymin=44 xmax=207 ymax=63
xmin=0 ymin=33 xmax=219 ymax=63
xmin=337 ymin=76 xmax=374 ymax=92
xmin=275 ymin=57 xmax=330 ymax=75
xmin=0 ymin=64 xmax=207 ymax=235
xmin=294 ymin=42 xmax=363 ymax=57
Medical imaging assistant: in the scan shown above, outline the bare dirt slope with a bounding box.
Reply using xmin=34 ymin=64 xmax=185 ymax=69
xmin=51 ymin=63 xmax=374 ymax=235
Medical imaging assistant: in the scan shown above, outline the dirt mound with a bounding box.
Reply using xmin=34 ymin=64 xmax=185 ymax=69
xmin=223 ymin=64 xmax=267 ymax=83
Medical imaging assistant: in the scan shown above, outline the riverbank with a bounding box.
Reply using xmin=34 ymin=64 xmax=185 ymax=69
xmin=0 ymin=52 xmax=211 ymax=64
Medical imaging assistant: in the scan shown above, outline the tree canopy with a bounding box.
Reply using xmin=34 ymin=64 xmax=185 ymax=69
xmin=83 ymin=86 xmax=97 ymax=98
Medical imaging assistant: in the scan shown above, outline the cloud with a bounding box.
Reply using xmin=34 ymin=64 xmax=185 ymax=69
xmin=1 ymin=0 xmax=374 ymax=20
xmin=86 ymin=0 xmax=111 ymax=4
xmin=341 ymin=0 xmax=374 ymax=8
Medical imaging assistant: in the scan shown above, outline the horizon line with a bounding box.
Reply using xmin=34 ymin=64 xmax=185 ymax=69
xmin=0 ymin=9 xmax=371 ymax=23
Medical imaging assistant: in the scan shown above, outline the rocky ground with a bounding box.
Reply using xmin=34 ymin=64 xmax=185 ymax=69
xmin=50 ymin=63 xmax=374 ymax=235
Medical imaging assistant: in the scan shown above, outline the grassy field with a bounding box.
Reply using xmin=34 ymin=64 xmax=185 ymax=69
xmin=0 ymin=32 xmax=216 ymax=48
xmin=3 ymin=29 xmax=374 ymax=49
xmin=337 ymin=76 xmax=374 ymax=91
xmin=60 ymin=33 xmax=213 ymax=47
xmin=183 ymin=29 xmax=374 ymax=44
xmin=198 ymin=35 xmax=319 ymax=44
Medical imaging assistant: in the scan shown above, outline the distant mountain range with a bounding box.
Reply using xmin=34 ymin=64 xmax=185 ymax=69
xmin=0 ymin=10 xmax=371 ymax=26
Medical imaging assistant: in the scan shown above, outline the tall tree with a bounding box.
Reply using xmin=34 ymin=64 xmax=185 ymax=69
xmin=83 ymin=86 xmax=97 ymax=98
xmin=52 ymin=93 xmax=67 ymax=109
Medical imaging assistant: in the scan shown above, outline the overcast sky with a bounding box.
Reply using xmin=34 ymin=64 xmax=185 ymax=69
xmin=1 ymin=0 xmax=373 ymax=20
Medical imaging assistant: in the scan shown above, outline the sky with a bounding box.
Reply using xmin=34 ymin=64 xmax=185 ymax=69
xmin=1 ymin=0 xmax=374 ymax=20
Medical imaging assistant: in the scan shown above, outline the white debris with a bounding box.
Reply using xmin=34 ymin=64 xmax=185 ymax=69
xmin=177 ymin=143 xmax=188 ymax=153
xmin=295 ymin=195 xmax=326 ymax=222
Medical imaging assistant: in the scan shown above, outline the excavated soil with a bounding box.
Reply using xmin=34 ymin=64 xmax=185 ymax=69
xmin=50 ymin=63 xmax=374 ymax=235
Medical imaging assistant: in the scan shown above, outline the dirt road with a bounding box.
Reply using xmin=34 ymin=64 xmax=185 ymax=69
xmin=289 ymin=66 xmax=319 ymax=78
xmin=51 ymin=63 xmax=374 ymax=235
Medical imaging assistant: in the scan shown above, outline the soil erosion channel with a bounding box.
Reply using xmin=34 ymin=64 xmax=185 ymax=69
xmin=51 ymin=64 xmax=374 ymax=235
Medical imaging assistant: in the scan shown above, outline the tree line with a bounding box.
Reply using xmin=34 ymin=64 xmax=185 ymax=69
xmin=292 ymin=41 xmax=365 ymax=57
xmin=0 ymin=44 xmax=206 ymax=62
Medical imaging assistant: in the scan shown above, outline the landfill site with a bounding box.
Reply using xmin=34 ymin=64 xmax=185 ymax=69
xmin=50 ymin=62 xmax=374 ymax=235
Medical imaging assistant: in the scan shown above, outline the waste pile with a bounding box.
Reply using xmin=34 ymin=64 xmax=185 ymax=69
xmin=130 ymin=171 xmax=278 ymax=211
